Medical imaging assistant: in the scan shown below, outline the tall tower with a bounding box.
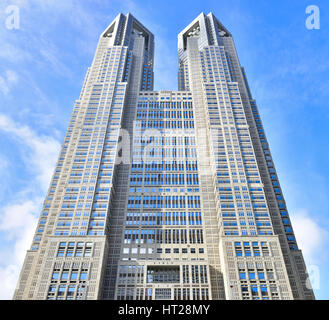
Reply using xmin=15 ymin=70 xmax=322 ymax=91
xmin=177 ymin=12 xmax=314 ymax=300
xmin=14 ymin=12 xmax=314 ymax=300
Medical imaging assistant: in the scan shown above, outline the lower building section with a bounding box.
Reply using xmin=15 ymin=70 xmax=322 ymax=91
xmin=115 ymin=262 xmax=211 ymax=300
xmin=16 ymin=234 xmax=295 ymax=300
xmin=14 ymin=237 xmax=108 ymax=300
xmin=219 ymin=236 xmax=293 ymax=300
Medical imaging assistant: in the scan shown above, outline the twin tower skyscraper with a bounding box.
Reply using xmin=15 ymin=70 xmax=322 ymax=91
xmin=14 ymin=12 xmax=314 ymax=300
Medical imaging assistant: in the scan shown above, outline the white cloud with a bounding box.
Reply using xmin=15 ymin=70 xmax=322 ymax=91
xmin=40 ymin=48 xmax=71 ymax=77
xmin=5 ymin=70 xmax=18 ymax=83
xmin=0 ymin=198 xmax=42 ymax=299
xmin=0 ymin=113 xmax=60 ymax=189
xmin=0 ymin=78 xmax=9 ymax=95
xmin=0 ymin=200 xmax=40 ymax=241
xmin=0 ymin=264 xmax=20 ymax=300
xmin=291 ymin=210 xmax=328 ymax=264
xmin=0 ymin=114 xmax=60 ymax=299
xmin=0 ymin=70 xmax=18 ymax=95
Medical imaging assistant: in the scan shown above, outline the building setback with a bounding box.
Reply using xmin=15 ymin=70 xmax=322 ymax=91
xmin=14 ymin=12 xmax=314 ymax=300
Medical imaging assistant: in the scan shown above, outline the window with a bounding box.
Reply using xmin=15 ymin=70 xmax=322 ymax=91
xmin=239 ymin=272 xmax=246 ymax=280
xmin=48 ymin=285 xmax=56 ymax=293
xmin=52 ymin=272 xmax=59 ymax=280
xmin=249 ymin=272 xmax=256 ymax=280
xmin=58 ymin=285 xmax=66 ymax=296
xmin=261 ymin=287 xmax=268 ymax=296
xmin=147 ymin=266 xmax=180 ymax=283
xmin=61 ymin=272 xmax=69 ymax=280
xmin=71 ymin=272 xmax=78 ymax=281
xmin=258 ymin=272 xmax=265 ymax=280
xmin=251 ymin=286 xmax=258 ymax=295
xmin=80 ymin=272 xmax=88 ymax=281
xmin=67 ymin=285 xmax=76 ymax=297
xmin=155 ymin=288 xmax=171 ymax=300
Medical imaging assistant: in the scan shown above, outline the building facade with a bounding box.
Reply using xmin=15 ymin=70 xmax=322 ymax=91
xmin=13 ymin=12 xmax=314 ymax=300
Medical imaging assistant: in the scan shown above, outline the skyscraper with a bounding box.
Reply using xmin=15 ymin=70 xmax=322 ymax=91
xmin=14 ymin=12 xmax=314 ymax=300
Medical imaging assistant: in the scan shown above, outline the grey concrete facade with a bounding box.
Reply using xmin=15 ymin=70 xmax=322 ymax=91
xmin=13 ymin=12 xmax=314 ymax=300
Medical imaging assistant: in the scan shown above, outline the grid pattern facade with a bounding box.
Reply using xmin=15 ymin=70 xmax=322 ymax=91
xmin=13 ymin=12 xmax=314 ymax=300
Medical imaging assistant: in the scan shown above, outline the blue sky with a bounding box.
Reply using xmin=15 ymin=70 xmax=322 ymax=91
xmin=0 ymin=0 xmax=328 ymax=300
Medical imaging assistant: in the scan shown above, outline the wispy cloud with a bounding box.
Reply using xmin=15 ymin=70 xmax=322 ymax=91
xmin=0 ymin=70 xmax=18 ymax=95
xmin=0 ymin=199 xmax=41 ymax=299
xmin=0 ymin=114 xmax=60 ymax=189
xmin=0 ymin=265 xmax=20 ymax=300
xmin=0 ymin=200 xmax=41 ymax=259
xmin=291 ymin=210 xmax=328 ymax=265
xmin=0 ymin=114 xmax=60 ymax=299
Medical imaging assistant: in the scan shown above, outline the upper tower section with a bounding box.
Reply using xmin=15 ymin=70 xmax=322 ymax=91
xmin=101 ymin=13 xmax=154 ymax=52
xmin=90 ymin=13 xmax=154 ymax=91
xmin=104 ymin=13 xmax=155 ymax=91
xmin=178 ymin=12 xmax=231 ymax=53
xmin=103 ymin=13 xmax=154 ymax=91
xmin=177 ymin=12 xmax=231 ymax=90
